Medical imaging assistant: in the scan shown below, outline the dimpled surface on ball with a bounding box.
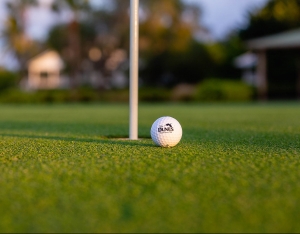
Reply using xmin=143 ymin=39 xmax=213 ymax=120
xmin=150 ymin=116 xmax=182 ymax=147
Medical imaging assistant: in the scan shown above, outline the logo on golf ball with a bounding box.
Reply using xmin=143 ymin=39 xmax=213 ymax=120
xmin=151 ymin=116 xmax=182 ymax=148
xmin=158 ymin=123 xmax=174 ymax=133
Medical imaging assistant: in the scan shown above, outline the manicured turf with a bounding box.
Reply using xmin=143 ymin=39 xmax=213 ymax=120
xmin=0 ymin=102 xmax=300 ymax=232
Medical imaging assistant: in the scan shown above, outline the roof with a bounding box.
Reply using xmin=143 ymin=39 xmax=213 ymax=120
xmin=247 ymin=28 xmax=300 ymax=50
xmin=28 ymin=50 xmax=61 ymax=63
xmin=28 ymin=50 xmax=64 ymax=71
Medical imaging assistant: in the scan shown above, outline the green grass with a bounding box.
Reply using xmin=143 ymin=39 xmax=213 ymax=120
xmin=0 ymin=102 xmax=300 ymax=233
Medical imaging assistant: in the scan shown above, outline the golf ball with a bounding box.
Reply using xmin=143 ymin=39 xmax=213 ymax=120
xmin=150 ymin=116 xmax=182 ymax=147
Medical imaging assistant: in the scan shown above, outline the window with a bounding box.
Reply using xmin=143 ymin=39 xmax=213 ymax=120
xmin=40 ymin=71 xmax=49 ymax=79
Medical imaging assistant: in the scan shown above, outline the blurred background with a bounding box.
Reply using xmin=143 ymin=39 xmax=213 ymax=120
xmin=0 ymin=0 xmax=300 ymax=103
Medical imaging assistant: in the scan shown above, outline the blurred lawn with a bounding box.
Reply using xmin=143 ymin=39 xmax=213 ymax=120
xmin=0 ymin=102 xmax=300 ymax=232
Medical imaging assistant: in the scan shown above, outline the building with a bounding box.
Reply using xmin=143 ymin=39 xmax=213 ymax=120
xmin=246 ymin=28 xmax=300 ymax=100
xmin=24 ymin=50 xmax=67 ymax=90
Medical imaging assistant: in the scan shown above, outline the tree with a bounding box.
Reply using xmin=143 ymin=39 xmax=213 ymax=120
xmin=47 ymin=0 xmax=129 ymax=89
xmin=137 ymin=0 xmax=212 ymax=86
xmin=50 ymin=0 xmax=90 ymax=89
xmin=1 ymin=0 xmax=39 ymax=78
xmin=46 ymin=0 xmax=213 ymax=88
xmin=85 ymin=0 xmax=210 ymax=86
xmin=239 ymin=0 xmax=300 ymax=40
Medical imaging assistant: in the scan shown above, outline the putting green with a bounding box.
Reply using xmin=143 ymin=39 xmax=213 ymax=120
xmin=0 ymin=103 xmax=299 ymax=232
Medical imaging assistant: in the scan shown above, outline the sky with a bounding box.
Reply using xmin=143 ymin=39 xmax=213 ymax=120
xmin=0 ymin=0 xmax=270 ymax=69
xmin=185 ymin=0 xmax=269 ymax=39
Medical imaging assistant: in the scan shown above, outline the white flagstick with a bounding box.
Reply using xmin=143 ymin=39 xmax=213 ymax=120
xmin=129 ymin=0 xmax=139 ymax=140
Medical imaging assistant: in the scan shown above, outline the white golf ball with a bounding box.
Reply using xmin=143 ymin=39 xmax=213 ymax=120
xmin=150 ymin=116 xmax=182 ymax=147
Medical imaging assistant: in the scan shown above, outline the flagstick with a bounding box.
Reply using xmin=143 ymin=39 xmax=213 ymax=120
xmin=129 ymin=0 xmax=139 ymax=140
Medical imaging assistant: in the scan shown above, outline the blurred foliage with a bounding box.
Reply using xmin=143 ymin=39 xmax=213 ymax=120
xmin=0 ymin=88 xmax=128 ymax=104
xmin=49 ymin=0 xmax=91 ymax=88
xmin=195 ymin=78 xmax=254 ymax=102
xmin=0 ymin=78 xmax=255 ymax=103
xmin=205 ymin=35 xmax=246 ymax=80
xmin=47 ymin=0 xmax=131 ymax=88
xmin=141 ymin=41 xmax=216 ymax=86
xmin=51 ymin=0 xmax=90 ymax=12
xmin=47 ymin=22 xmax=97 ymax=73
xmin=171 ymin=83 xmax=196 ymax=102
xmin=1 ymin=0 xmax=247 ymax=91
xmin=139 ymin=87 xmax=171 ymax=102
xmin=46 ymin=0 xmax=243 ymax=88
xmin=138 ymin=0 xmax=221 ymax=86
xmin=1 ymin=0 xmax=40 ymax=74
xmin=139 ymin=0 xmax=194 ymax=55
xmin=0 ymin=70 xmax=18 ymax=91
xmin=2 ymin=0 xmax=279 ymax=101
xmin=239 ymin=0 xmax=300 ymax=40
